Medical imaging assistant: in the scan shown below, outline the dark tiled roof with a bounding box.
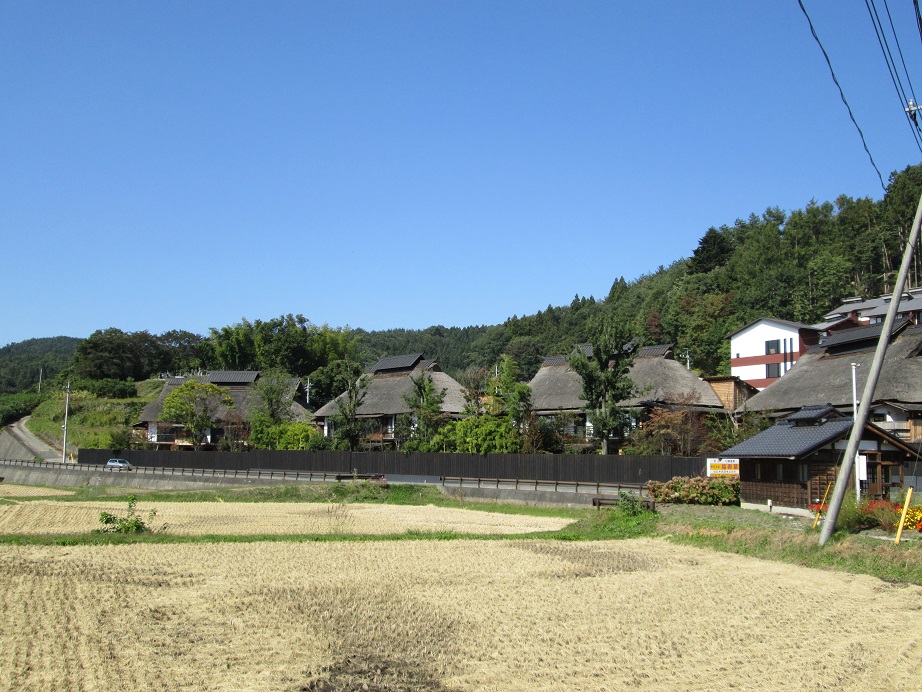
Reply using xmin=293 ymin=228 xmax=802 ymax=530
xmin=206 ymin=370 xmax=259 ymax=384
xmin=541 ymin=355 xmax=568 ymax=367
xmin=164 ymin=371 xmax=260 ymax=386
xmin=784 ymin=404 xmax=839 ymax=423
xmin=635 ymin=343 xmax=674 ymax=358
xmin=819 ymin=319 xmax=911 ymax=349
xmin=369 ymin=353 xmax=423 ymax=373
xmin=720 ymin=417 xmax=853 ymax=459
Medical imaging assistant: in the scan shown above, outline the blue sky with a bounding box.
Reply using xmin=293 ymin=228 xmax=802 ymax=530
xmin=3 ymin=1 xmax=922 ymax=346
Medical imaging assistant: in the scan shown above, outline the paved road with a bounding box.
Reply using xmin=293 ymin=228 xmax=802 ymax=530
xmin=7 ymin=417 xmax=62 ymax=461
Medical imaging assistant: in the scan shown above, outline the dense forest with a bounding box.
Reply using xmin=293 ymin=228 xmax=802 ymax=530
xmin=4 ymin=162 xmax=922 ymax=406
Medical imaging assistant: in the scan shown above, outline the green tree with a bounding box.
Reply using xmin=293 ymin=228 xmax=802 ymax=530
xmin=431 ymin=414 xmax=522 ymax=453
xmin=486 ymin=354 xmax=532 ymax=431
xmin=568 ymin=315 xmax=635 ymax=454
xmin=687 ymin=227 xmax=734 ymax=275
xmin=330 ymin=375 xmax=371 ymax=451
xmin=458 ymin=366 xmax=489 ymax=415
xmin=398 ymin=371 xmax=447 ymax=452
xmin=159 ymin=380 xmax=233 ymax=450
xmin=307 ymin=359 xmax=364 ymax=410
xmin=252 ymin=368 xmax=297 ymax=425
xmin=72 ymin=328 xmax=166 ymax=381
xmin=503 ymin=336 xmax=544 ymax=381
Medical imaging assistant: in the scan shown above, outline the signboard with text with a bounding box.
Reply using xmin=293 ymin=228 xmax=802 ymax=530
xmin=707 ymin=458 xmax=740 ymax=477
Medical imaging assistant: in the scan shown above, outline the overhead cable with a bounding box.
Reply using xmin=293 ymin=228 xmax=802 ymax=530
xmin=798 ymin=0 xmax=886 ymax=191
xmin=865 ymin=0 xmax=922 ymax=152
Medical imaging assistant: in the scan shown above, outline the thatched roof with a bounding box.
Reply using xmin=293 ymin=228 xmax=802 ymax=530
xmin=739 ymin=325 xmax=922 ymax=414
xmin=529 ymin=360 xmax=588 ymax=414
xmin=314 ymin=359 xmax=466 ymax=419
xmin=622 ymin=355 xmax=724 ymax=408
xmin=138 ymin=372 xmax=310 ymax=425
xmin=528 ymin=345 xmax=724 ymax=413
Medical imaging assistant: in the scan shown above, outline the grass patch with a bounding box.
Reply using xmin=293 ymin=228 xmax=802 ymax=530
xmin=656 ymin=504 xmax=922 ymax=585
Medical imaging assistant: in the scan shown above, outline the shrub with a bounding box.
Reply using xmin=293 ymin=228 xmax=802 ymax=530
xmin=617 ymin=491 xmax=645 ymax=516
xmin=836 ymin=492 xmax=880 ymax=533
xmin=95 ymin=496 xmax=159 ymax=534
xmin=647 ymin=476 xmax=740 ymax=506
xmin=903 ymin=505 xmax=922 ymax=532
xmin=862 ymin=500 xmax=903 ymax=533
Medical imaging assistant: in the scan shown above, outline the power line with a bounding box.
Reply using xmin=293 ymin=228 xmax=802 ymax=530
xmin=798 ymin=0 xmax=886 ymax=191
xmin=865 ymin=0 xmax=922 ymax=152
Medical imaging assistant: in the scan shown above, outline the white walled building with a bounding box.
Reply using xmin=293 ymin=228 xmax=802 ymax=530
xmin=729 ymin=319 xmax=821 ymax=390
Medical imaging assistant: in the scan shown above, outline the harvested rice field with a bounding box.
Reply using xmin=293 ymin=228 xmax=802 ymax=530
xmin=0 ymin=483 xmax=74 ymax=498
xmin=1 ymin=538 xmax=920 ymax=690
xmin=0 ymin=500 xmax=570 ymax=536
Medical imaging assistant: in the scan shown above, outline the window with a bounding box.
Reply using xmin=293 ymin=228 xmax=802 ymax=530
xmin=776 ymin=463 xmax=784 ymax=482
xmin=766 ymin=363 xmax=781 ymax=378
xmin=765 ymin=339 xmax=780 ymax=355
xmin=798 ymin=464 xmax=809 ymax=483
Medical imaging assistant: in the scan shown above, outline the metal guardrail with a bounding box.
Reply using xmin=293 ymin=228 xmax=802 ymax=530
xmin=441 ymin=476 xmax=650 ymax=497
xmin=0 ymin=459 xmax=360 ymax=483
xmin=0 ymin=459 xmax=651 ymax=495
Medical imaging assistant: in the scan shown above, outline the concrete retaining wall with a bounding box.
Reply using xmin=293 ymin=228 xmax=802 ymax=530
xmin=0 ymin=463 xmax=598 ymax=506
xmin=0 ymin=463 xmax=299 ymax=492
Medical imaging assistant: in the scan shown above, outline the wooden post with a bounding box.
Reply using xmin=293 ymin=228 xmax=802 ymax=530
xmin=813 ymin=482 xmax=832 ymax=529
xmin=895 ymin=486 xmax=914 ymax=545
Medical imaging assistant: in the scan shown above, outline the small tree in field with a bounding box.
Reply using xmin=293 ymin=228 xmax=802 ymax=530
xmin=159 ymin=380 xmax=233 ymax=450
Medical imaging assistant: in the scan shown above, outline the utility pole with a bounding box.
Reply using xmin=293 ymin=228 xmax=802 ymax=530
xmin=820 ymin=183 xmax=922 ymax=546
xmin=851 ymin=362 xmax=861 ymax=501
xmin=62 ymin=380 xmax=71 ymax=464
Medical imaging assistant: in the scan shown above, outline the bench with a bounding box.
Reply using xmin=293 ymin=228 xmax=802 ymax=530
xmin=592 ymin=496 xmax=655 ymax=511
xmin=334 ymin=473 xmax=386 ymax=482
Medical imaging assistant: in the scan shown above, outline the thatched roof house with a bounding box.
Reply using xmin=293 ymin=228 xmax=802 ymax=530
xmin=313 ymin=354 xmax=466 ymax=447
xmin=529 ymin=344 xmax=726 ymax=415
xmin=137 ymin=371 xmax=310 ymax=448
xmin=622 ymin=345 xmax=724 ymax=409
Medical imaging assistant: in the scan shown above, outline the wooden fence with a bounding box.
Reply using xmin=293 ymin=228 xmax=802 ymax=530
xmin=77 ymin=449 xmax=705 ymax=485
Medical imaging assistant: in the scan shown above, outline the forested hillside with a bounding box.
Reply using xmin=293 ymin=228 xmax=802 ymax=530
xmin=6 ymin=163 xmax=922 ymax=399
xmin=0 ymin=337 xmax=81 ymax=395
xmin=360 ymin=163 xmax=922 ymax=377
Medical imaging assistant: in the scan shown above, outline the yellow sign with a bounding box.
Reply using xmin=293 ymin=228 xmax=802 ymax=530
xmin=707 ymin=458 xmax=739 ymax=477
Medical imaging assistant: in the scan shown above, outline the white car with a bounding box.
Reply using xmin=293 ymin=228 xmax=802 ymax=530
xmin=105 ymin=459 xmax=134 ymax=470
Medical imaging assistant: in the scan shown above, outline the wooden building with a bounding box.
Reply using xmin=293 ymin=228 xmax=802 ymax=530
xmin=313 ymin=353 xmax=466 ymax=449
xmin=720 ymin=405 xmax=921 ymax=511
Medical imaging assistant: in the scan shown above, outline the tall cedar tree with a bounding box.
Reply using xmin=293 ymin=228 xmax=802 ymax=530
xmin=568 ymin=316 xmax=635 ymax=455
